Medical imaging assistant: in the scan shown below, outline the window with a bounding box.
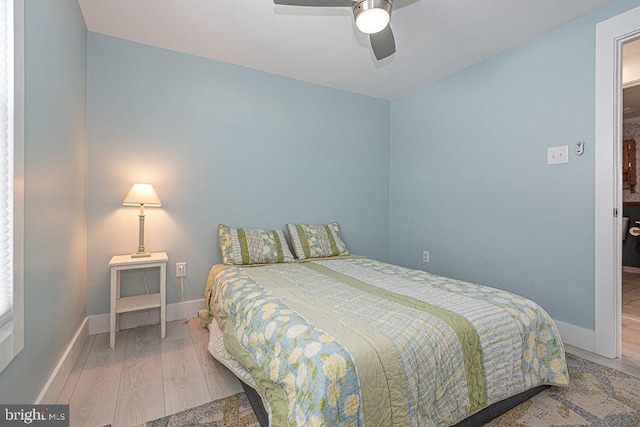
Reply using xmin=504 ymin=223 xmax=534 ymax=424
xmin=0 ymin=0 xmax=23 ymax=374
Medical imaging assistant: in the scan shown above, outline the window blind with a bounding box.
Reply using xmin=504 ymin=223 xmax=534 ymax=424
xmin=0 ymin=0 xmax=13 ymax=333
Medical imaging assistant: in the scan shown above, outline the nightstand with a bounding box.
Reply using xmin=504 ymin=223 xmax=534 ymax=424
xmin=109 ymin=252 xmax=168 ymax=349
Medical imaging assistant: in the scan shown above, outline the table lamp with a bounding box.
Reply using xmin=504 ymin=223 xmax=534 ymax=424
xmin=122 ymin=183 xmax=162 ymax=258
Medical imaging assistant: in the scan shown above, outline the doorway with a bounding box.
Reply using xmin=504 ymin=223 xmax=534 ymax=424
xmin=595 ymin=4 xmax=640 ymax=359
xmin=621 ymin=39 xmax=640 ymax=361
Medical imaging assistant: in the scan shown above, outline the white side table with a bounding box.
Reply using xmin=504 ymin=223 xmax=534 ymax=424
xmin=109 ymin=252 xmax=168 ymax=348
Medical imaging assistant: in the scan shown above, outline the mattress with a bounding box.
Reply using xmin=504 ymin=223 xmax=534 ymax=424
xmin=200 ymin=256 xmax=569 ymax=426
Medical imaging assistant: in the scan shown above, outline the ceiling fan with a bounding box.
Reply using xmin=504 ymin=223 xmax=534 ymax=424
xmin=273 ymin=0 xmax=397 ymax=60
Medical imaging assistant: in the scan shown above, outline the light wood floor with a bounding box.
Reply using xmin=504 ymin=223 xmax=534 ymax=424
xmin=55 ymin=318 xmax=243 ymax=427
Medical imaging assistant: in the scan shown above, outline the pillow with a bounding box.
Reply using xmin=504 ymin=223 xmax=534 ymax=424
xmin=218 ymin=224 xmax=294 ymax=265
xmin=287 ymin=222 xmax=349 ymax=260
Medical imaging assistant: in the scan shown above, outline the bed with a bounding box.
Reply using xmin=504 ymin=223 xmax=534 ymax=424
xmin=199 ymin=255 xmax=568 ymax=426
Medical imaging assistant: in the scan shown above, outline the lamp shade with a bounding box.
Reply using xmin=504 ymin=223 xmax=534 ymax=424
xmin=122 ymin=183 xmax=162 ymax=207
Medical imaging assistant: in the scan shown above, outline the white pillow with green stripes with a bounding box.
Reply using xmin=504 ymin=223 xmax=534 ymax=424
xmin=286 ymin=222 xmax=349 ymax=260
xmin=218 ymin=224 xmax=294 ymax=265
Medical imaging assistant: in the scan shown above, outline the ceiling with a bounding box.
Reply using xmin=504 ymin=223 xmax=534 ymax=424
xmin=78 ymin=0 xmax=620 ymax=100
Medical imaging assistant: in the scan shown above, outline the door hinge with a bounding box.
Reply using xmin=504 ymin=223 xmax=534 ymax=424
xmin=614 ymin=208 xmax=619 ymax=218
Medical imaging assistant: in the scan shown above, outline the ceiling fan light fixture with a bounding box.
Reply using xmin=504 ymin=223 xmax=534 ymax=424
xmin=354 ymin=0 xmax=392 ymax=34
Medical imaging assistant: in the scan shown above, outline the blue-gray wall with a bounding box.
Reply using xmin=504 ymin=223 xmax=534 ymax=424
xmin=86 ymin=33 xmax=391 ymax=315
xmin=0 ymin=0 xmax=87 ymax=403
xmin=389 ymin=0 xmax=640 ymax=330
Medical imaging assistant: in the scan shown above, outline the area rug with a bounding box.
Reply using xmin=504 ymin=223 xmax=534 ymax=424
xmin=146 ymin=353 xmax=640 ymax=426
xmin=146 ymin=392 xmax=259 ymax=427
xmin=486 ymin=353 xmax=640 ymax=426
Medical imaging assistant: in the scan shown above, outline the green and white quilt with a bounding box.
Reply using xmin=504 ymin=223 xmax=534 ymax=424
xmin=203 ymin=257 xmax=568 ymax=426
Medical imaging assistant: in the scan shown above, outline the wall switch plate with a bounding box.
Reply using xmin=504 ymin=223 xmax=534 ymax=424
xmin=547 ymin=145 xmax=569 ymax=165
xmin=422 ymin=250 xmax=430 ymax=263
xmin=176 ymin=262 xmax=187 ymax=277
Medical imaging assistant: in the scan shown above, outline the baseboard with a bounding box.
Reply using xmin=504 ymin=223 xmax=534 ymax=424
xmin=622 ymin=266 xmax=640 ymax=274
xmin=554 ymin=319 xmax=595 ymax=353
xmin=88 ymin=298 xmax=205 ymax=335
xmin=36 ymin=317 xmax=89 ymax=404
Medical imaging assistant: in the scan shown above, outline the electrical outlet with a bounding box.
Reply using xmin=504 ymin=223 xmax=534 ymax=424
xmin=547 ymin=145 xmax=569 ymax=165
xmin=422 ymin=250 xmax=430 ymax=263
xmin=176 ymin=262 xmax=187 ymax=278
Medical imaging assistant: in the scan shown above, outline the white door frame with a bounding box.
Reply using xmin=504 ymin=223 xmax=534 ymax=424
xmin=594 ymin=4 xmax=640 ymax=358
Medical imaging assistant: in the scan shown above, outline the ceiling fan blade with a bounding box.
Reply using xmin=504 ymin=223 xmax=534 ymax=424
xmin=370 ymin=25 xmax=396 ymax=60
xmin=393 ymin=0 xmax=420 ymax=9
xmin=274 ymin=0 xmax=353 ymax=6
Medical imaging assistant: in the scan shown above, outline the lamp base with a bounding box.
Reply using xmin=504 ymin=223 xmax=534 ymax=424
xmin=131 ymin=251 xmax=152 ymax=258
